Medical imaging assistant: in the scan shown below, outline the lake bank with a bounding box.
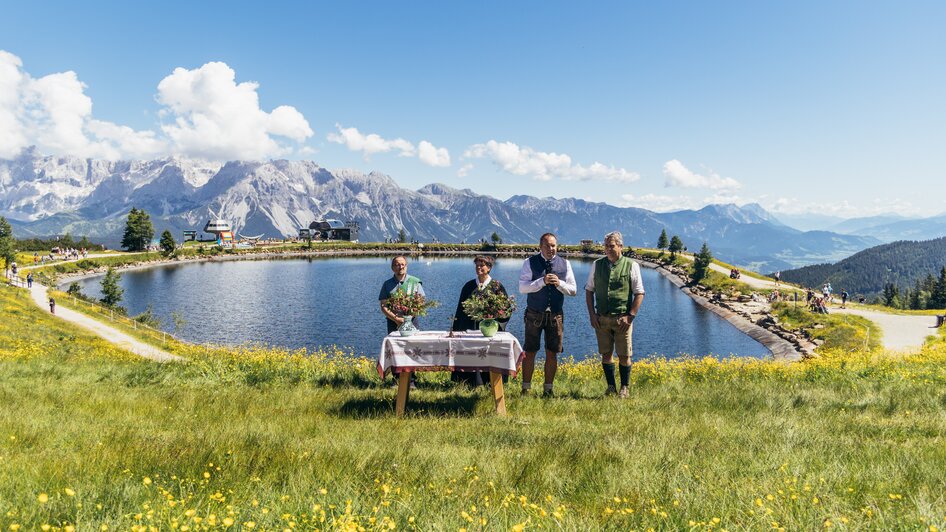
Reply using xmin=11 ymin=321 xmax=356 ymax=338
xmin=55 ymin=248 xmax=802 ymax=359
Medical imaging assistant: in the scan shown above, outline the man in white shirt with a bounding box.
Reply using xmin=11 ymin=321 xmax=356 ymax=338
xmin=518 ymin=233 xmax=577 ymax=397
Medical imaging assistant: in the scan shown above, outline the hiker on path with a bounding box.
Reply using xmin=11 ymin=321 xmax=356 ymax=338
xmin=49 ymin=297 xmax=56 ymax=314
xmin=27 ymin=273 xmax=33 ymax=288
xmin=585 ymin=231 xmax=644 ymax=398
xmin=518 ymin=232 xmax=577 ymax=397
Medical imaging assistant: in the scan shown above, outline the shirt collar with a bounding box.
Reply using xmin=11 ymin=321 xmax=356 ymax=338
xmin=477 ymin=276 xmax=492 ymax=290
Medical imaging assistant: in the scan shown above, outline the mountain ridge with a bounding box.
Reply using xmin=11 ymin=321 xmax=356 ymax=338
xmin=2 ymin=149 xmax=883 ymax=271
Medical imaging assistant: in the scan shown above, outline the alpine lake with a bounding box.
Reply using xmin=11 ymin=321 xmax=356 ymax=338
xmin=71 ymin=256 xmax=770 ymax=360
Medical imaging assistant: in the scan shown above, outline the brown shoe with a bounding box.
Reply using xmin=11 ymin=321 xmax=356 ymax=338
xmin=619 ymin=386 xmax=629 ymax=399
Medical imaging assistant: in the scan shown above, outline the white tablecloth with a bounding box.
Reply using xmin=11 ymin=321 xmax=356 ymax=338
xmin=378 ymin=330 xmax=523 ymax=377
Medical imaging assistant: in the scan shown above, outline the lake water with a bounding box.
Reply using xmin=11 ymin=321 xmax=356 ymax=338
xmin=71 ymin=256 xmax=770 ymax=360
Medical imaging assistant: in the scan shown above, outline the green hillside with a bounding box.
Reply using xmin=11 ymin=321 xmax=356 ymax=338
xmin=780 ymin=236 xmax=946 ymax=299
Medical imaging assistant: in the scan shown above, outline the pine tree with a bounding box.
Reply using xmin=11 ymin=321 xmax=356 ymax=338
xmin=692 ymin=242 xmax=713 ymax=283
xmin=159 ymin=230 xmax=176 ymax=256
xmin=668 ymin=235 xmax=684 ymax=259
xmin=882 ymin=283 xmax=900 ymax=308
xmin=99 ymin=267 xmax=124 ymax=309
xmin=397 ymin=228 xmax=407 ymax=244
xmin=657 ymin=229 xmax=669 ymax=250
xmin=121 ymin=208 xmax=154 ymax=251
xmin=491 ymin=232 xmax=502 ymax=246
xmin=930 ymin=266 xmax=946 ymax=310
xmin=0 ymin=216 xmax=15 ymax=273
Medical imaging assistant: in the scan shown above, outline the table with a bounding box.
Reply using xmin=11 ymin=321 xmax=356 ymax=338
xmin=378 ymin=331 xmax=524 ymax=416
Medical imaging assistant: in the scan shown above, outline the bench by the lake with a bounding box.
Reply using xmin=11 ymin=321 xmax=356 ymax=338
xmin=378 ymin=331 xmax=524 ymax=416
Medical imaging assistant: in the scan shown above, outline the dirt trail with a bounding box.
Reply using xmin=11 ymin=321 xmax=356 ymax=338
xmin=23 ymin=280 xmax=181 ymax=362
xmin=830 ymin=306 xmax=939 ymax=352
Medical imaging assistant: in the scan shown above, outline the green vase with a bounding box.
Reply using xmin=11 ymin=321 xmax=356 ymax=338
xmin=479 ymin=319 xmax=499 ymax=337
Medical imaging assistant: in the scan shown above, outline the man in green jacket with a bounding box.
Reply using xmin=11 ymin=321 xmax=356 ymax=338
xmin=585 ymin=231 xmax=644 ymax=398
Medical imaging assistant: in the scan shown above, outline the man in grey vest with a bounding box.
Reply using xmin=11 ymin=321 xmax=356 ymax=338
xmin=518 ymin=232 xmax=577 ymax=397
xmin=585 ymin=231 xmax=644 ymax=398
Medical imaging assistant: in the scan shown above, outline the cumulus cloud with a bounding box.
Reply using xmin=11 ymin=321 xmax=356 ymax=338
xmin=463 ymin=140 xmax=639 ymax=182
xmin=619 ymin=193 xmax=703 ymax=212
xmin=327 ymin=124 xmax=451 ymax=167
xmin=662 ymin=159 xmax=741 ymax=190
xmin=0 ymin=50 xmax=166 ymax=159
xmin=765 ymin=197 xmax=921 ymax=218
xmin=156 ymin=62 xmax=312 ymax=160
xmin=0 ymin=50 xmax=313 ymax=161
xmin=457 ymin=163 xmax=474 ymax=178
xmin=418 ymin=140 xmax=450 ymax=167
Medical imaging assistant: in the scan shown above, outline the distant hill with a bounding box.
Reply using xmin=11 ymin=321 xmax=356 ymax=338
xmin=779 ymin=237 xmax=946 ymax=296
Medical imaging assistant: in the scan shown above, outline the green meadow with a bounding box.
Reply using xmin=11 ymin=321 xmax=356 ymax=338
xmin=1 ymin=281 xmax=945 ymax=531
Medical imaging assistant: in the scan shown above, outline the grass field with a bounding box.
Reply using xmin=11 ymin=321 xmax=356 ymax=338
xmin=2 ymin=282 xmax=946 ymax=530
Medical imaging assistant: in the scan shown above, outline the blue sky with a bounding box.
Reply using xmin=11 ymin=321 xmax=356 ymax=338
xmin=3 ymin=1 xmax=945 ymax=218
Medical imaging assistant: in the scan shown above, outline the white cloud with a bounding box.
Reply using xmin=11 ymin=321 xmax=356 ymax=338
xmin=619 ymin=193 xmax=702 ymax=212
xmin=765 ymin=197 xmax=923 ymax=218
xmin=0 ymin=50 xmax=166 ymax=159
xmin=662 ymin=159 xmax=741 ymax=190
xmin=156 ymin=62 xmax=313 ymax=160
xmin=327 ymin=124 xmax=451 ymax=167
xmin=464 ymin=140 xmax=639 ymax=182
xmin=0 ymin=50 xmax=313 ymax=161
xmin=457 ymin=163 xmax=474 ymax=178
xmin=0 ymin=51 xmax=30 ymax=158
xmin=326 ymin=123 xmax=414 ymax=158
xmin=418 ymin=140 xmax=450 ymax=167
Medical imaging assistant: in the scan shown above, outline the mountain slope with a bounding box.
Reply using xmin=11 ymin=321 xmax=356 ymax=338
xmin=2 ymin=149 xmax=880 ymax=270
xmin=779 ymin=237 xmax=946 ymax=295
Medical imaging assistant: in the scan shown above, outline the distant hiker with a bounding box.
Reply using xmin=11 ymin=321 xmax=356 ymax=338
xmin=26 ymin=273 xmax=33 ymax=288
xmin=585 ymin=231 xmax=644 ymax=399
xmin=841 ymin=290 xmax=849 ymax=309
xmin=774 ymin=271 xmax=781 ymax=286
xmin=519 ymin=232 xmax=577 ymax=397
xmin=49 ymin=297 xmax=56 ymax=314
xmin=10 ymin=262 xmax=17 ymax=276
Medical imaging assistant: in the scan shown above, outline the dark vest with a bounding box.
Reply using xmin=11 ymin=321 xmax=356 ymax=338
xmin=526 ymin=254 xmax=568 ymax=313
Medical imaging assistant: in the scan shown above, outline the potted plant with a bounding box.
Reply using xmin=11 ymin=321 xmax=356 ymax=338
xmin=383 ymin=290 xmax=439 ymax=336
xmin=461 ymin=291 xmax=517 ymax=337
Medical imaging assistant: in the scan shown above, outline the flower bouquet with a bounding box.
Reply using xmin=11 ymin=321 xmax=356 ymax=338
xmin=383 ymin=290 xmax=439 ymax=317
xmin=462 ymin=291 xmax=517 ymax=337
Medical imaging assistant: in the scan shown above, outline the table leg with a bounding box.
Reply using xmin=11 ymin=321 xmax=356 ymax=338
xmin=395 ymin=371 xmax=411 ymax=417
xmin=490 ymin=371 xmax=506 ymax=416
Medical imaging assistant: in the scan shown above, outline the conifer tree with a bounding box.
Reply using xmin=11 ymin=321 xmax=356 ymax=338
xmin=121 ymin=208 xmax=154 ymax=252
xmin=692 ymin=242 xmax=713 ymax=283
xmin=0 ymin=216 xmax=15 ymax=273
xmin=99 ymin=267 xmax=124 ymax=309
xmin=159 ymin=230 xmax=176 ymax=256
xmin=668 ymin=235 xmax=684 ymax=259
xmin=657 ymin=229 xmax=669 ymax=251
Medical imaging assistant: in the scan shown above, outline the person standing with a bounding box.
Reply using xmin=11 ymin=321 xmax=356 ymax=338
xmin=26 ymin=273 xmax=33 ymax=288
xmin=379 ymin=255 xmax=426 ymax=334
xmin=49 ymin=297 xmax=56 ymax=314
xmin=451 ymin=255 xmax=510 ymax=386
xmin=585 ymin=231 xmax=644 ymax=398
xmin=518 ymin=232 xmax=577 ymax=397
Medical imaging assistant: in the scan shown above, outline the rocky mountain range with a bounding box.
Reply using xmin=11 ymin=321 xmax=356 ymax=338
xmin=1 ymin=148 xmax=885 ymax=271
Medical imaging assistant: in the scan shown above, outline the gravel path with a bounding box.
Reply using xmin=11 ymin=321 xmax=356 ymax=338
xmin=830 ymin=306 xmax=940 ymax=352
xmin=24 ymin=281 xmax=181 ymax=362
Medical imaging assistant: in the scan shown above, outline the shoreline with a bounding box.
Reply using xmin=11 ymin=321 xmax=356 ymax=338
xmin=55 ymin=248 xmax=804 ymax=361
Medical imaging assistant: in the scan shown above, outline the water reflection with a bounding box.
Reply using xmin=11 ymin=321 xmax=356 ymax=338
xmin=74 ymin=256 xmax=770 ymax=360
